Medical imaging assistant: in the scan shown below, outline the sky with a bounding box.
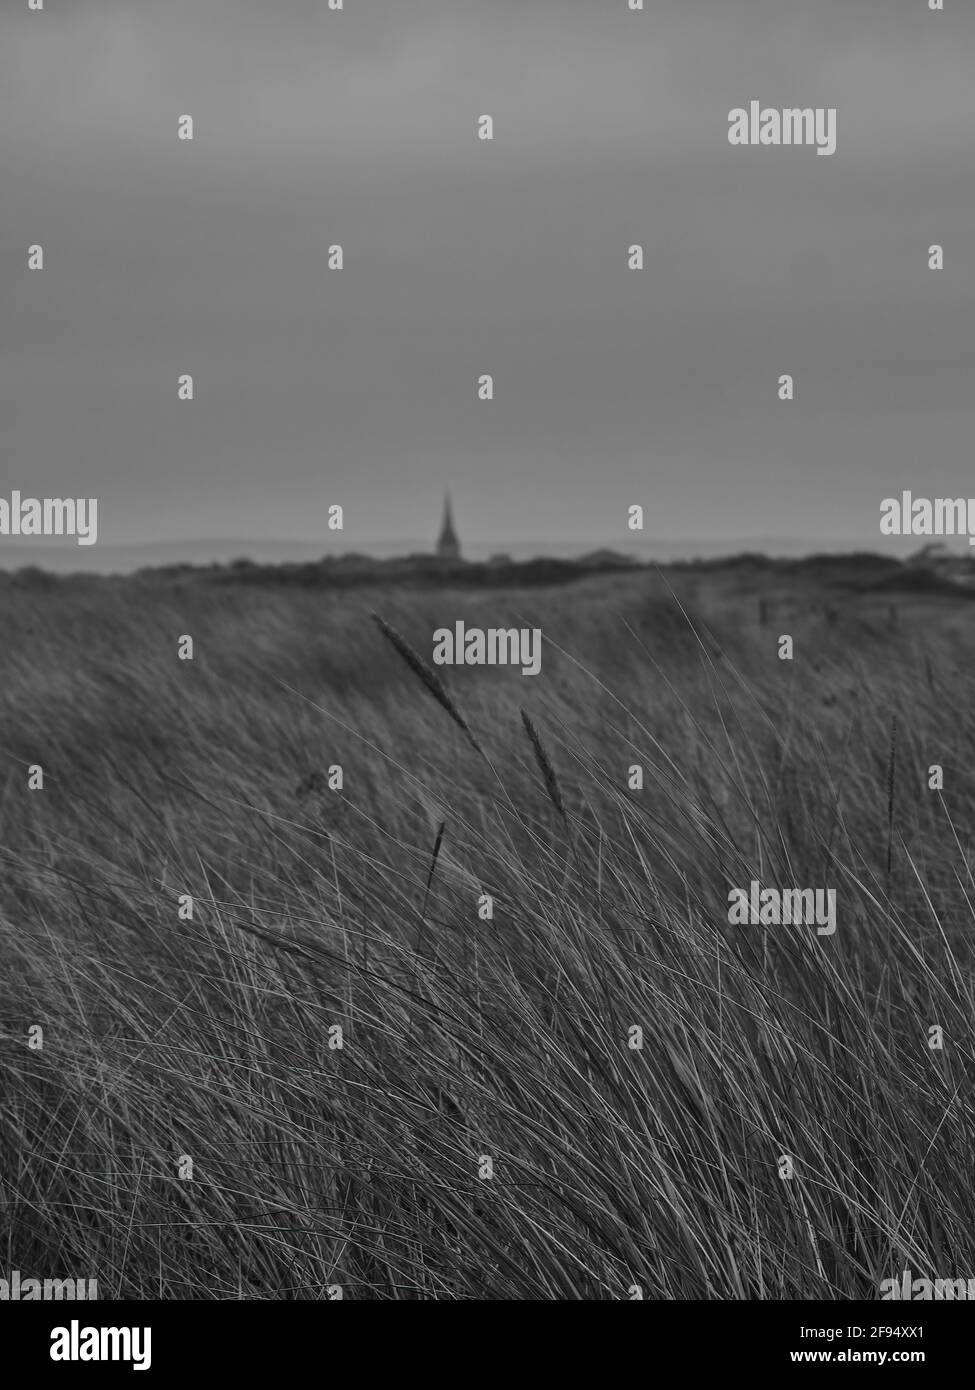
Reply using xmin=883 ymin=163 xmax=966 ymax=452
xmin=2 ymin=0 xmax=974 ymax=558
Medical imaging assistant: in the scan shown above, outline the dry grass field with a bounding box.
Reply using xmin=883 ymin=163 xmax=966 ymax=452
xmin=1 ymin=563 xmax=974 ymax=1298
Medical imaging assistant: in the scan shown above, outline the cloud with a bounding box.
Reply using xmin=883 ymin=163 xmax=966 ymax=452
xmin=3 ymin=0 xmax=974 ymax=546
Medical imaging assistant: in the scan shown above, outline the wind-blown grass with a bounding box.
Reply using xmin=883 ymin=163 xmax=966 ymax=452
xmin=0 ymin=570 xmax=973 ymax=1298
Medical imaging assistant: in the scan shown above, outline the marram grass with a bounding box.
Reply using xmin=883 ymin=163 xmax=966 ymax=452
xmin=0 ymin=572 xmax=973 ymax=1299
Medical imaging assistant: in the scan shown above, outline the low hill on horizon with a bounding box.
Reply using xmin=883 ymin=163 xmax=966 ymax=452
xmin=0 ymin=531 xmax=948 ymax=576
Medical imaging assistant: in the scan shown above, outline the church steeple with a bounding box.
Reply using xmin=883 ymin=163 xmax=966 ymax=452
xmin=436 ymin=492 xmax=461 ymax=560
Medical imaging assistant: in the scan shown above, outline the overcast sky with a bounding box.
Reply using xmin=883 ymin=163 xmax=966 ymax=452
xmin=2 ymin=0 xmax=973 ymax=554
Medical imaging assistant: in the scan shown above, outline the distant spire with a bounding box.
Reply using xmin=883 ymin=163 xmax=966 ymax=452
xmin=436 ymin=492 xmax=461 ymax=560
